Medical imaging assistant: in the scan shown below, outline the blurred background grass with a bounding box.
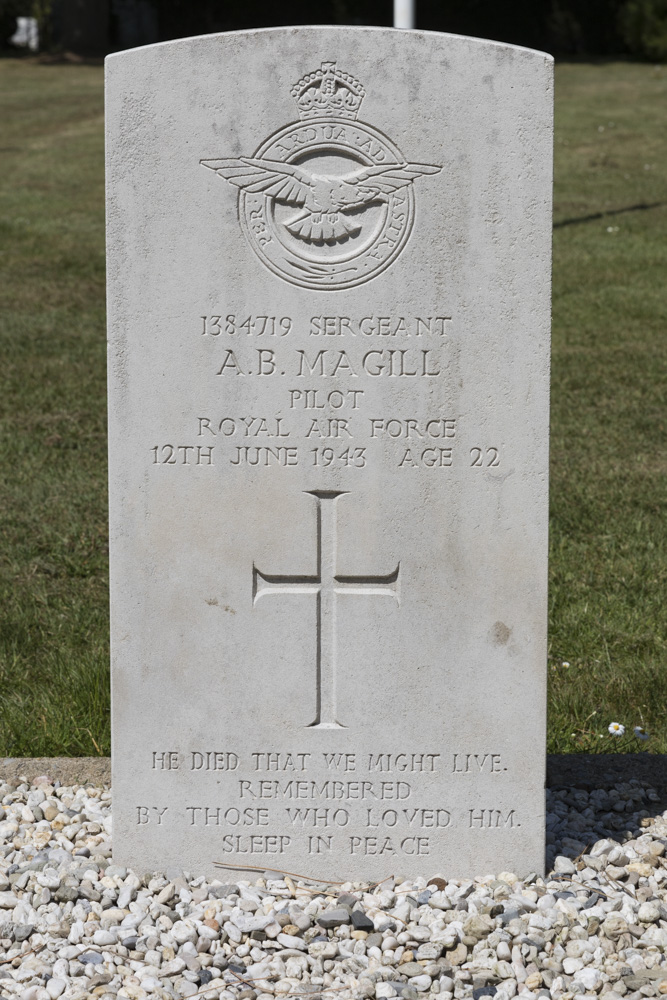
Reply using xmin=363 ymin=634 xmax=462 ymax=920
xmin=0 ymin=58 xmax=665 ymax=756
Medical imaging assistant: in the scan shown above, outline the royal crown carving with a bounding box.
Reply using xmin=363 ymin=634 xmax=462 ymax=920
xmin=290 ymin=61 xmax=365 ymax=120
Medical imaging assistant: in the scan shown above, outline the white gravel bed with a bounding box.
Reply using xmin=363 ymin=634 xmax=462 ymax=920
xmin=0 ymin=776 xmax=665 ymax=1000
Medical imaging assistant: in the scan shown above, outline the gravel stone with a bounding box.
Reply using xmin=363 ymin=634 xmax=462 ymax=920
xmin=0 ymin=775 xmax=662 ymax=1000
xmin=553 ymin=855 xmax=577 ymax=874
xmin=351 ymin=908 xmax=375 ymax=930
xmin=45 ymin=980 xmax=66 ymax=1000
xmin=317 ymin=908 xmax=351 ymax=928
xmin=638 ymin=901 xmax=661 ymax=923
xmin=210 ymin=883 xmax=239 ymax=898
xmin=79 ymin=951 xmax=104 ymax=964
xmin=410 ymin=974 xmax=432 ymax=991
xmin=400 ymin=963 xmax=426 ymax=977
xmin=417 ymin=942 xmax=444 ymax=960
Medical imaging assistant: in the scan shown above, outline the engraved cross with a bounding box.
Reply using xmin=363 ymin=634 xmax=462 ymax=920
xmin=253 ymin=491 xmax=400 ymax=729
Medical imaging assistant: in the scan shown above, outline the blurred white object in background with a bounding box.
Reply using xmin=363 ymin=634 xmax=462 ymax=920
xmin=10 ymin=16 xmax=39 ymax=52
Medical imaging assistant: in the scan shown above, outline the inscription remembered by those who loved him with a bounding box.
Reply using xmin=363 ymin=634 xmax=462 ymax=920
xmin=106 ymin=28 xmax=553 ymax=878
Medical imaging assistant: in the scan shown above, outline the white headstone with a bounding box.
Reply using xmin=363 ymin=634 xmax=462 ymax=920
xmin=106 ymin=27 xmax=553 ymax=879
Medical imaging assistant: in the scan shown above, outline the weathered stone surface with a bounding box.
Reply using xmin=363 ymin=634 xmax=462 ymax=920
xmin=106 ymin=26 xmax=553 ymax=877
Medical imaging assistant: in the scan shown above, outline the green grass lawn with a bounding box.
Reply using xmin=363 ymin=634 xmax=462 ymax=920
xmin=549 ymin=61 xmax=667 ymax=753
xmin=0 ymin=57 xmax=665 ymax=757
xmin=0 ymin=60 xmax=108 ymax=755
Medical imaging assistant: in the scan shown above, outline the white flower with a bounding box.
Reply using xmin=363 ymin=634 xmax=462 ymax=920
xmin=561 ymin=661 xmax=570 ymax=668
xmin=634 ymin=726 xmax=649 ymax=741
xmin=608 ymin=722 xmax=625 ymax=736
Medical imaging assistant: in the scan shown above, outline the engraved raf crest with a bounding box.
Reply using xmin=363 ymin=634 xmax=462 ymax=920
xmin=201 ymin=62 xmax=441 ymax=290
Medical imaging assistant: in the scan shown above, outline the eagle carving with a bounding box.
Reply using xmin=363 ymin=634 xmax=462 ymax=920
xmin=201 ymin=157 xmax=441 ymax=244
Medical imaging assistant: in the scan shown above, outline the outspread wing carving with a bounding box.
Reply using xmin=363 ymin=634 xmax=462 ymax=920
xmin=201 ymin=156 xmax=441 ymax=244
xmin=341 ymin=162 xmax=441 ymax=201
xmin=200 ymin=157 xmax=314 ymax=206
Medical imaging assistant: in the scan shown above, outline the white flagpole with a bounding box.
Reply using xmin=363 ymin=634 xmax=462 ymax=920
xmin=394 ymin=0 xmax=414 ymax=29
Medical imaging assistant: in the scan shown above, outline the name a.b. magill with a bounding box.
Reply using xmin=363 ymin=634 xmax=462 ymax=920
xmin=214 ymin=348 xmax=442 ymax=377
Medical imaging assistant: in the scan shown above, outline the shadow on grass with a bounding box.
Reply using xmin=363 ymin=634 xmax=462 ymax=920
xmin=554 ymin=201 xmax=665 ymax=228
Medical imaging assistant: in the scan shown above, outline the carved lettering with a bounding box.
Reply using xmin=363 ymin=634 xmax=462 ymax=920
xmin=469 ymin=808 xmax=519 ymax=828
xmin=239 ymin=779 xmax=411 ymax=800
xmin=322 ymin=752 xmax=356 ymax=771
xmin=136 ymin=806 xmax=168 ymax=825
xmin=251 ymin=752 xmax=311 ymax=771
xmin=152 ymin=751 xmax=179 ymax=770
xmin=370 ymin=419 xmax=456 ymax=439
xmin=453 ymin=753 xmax=504 ymax=773
xmin=201 ymin=315 xmax=292 ymax=336
xmin=367 ymin=753 xmax=440 ymax=772
xmin=190 ymin=751 xmax=239 ymax=771
xmin=308 ymin=315 xmax=451 ymax=338
xmin=289 ymin=388 xmax=364 ymax=409
xmin=362 ymin=349 xmax=440 ymax=377
xmin=305 ymin=418 xmax=353 ymax=439
xmin=186 ymin=806 xmax=269 ymax=826
xmin=216 ymin=834 xmax=291 ymax=853
xmin=308 ymin=835 xmax=333 ymax=853
xmin=151 ymin=445 xmax=213 ymax=466
xmin=215 ymin=349 xmax=245 ymax=375
xmin=230 ymin=446 xmax=298 ymax=466
xmin=198 ymin=417 xmax=290 ymax=437
xmin=398 ymin=448 xmax=452 ymax=468
xmin=285 ymin=807 xmax=350 ymax=827
xmin=349 ymin=835 xmax=430 ymax=855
